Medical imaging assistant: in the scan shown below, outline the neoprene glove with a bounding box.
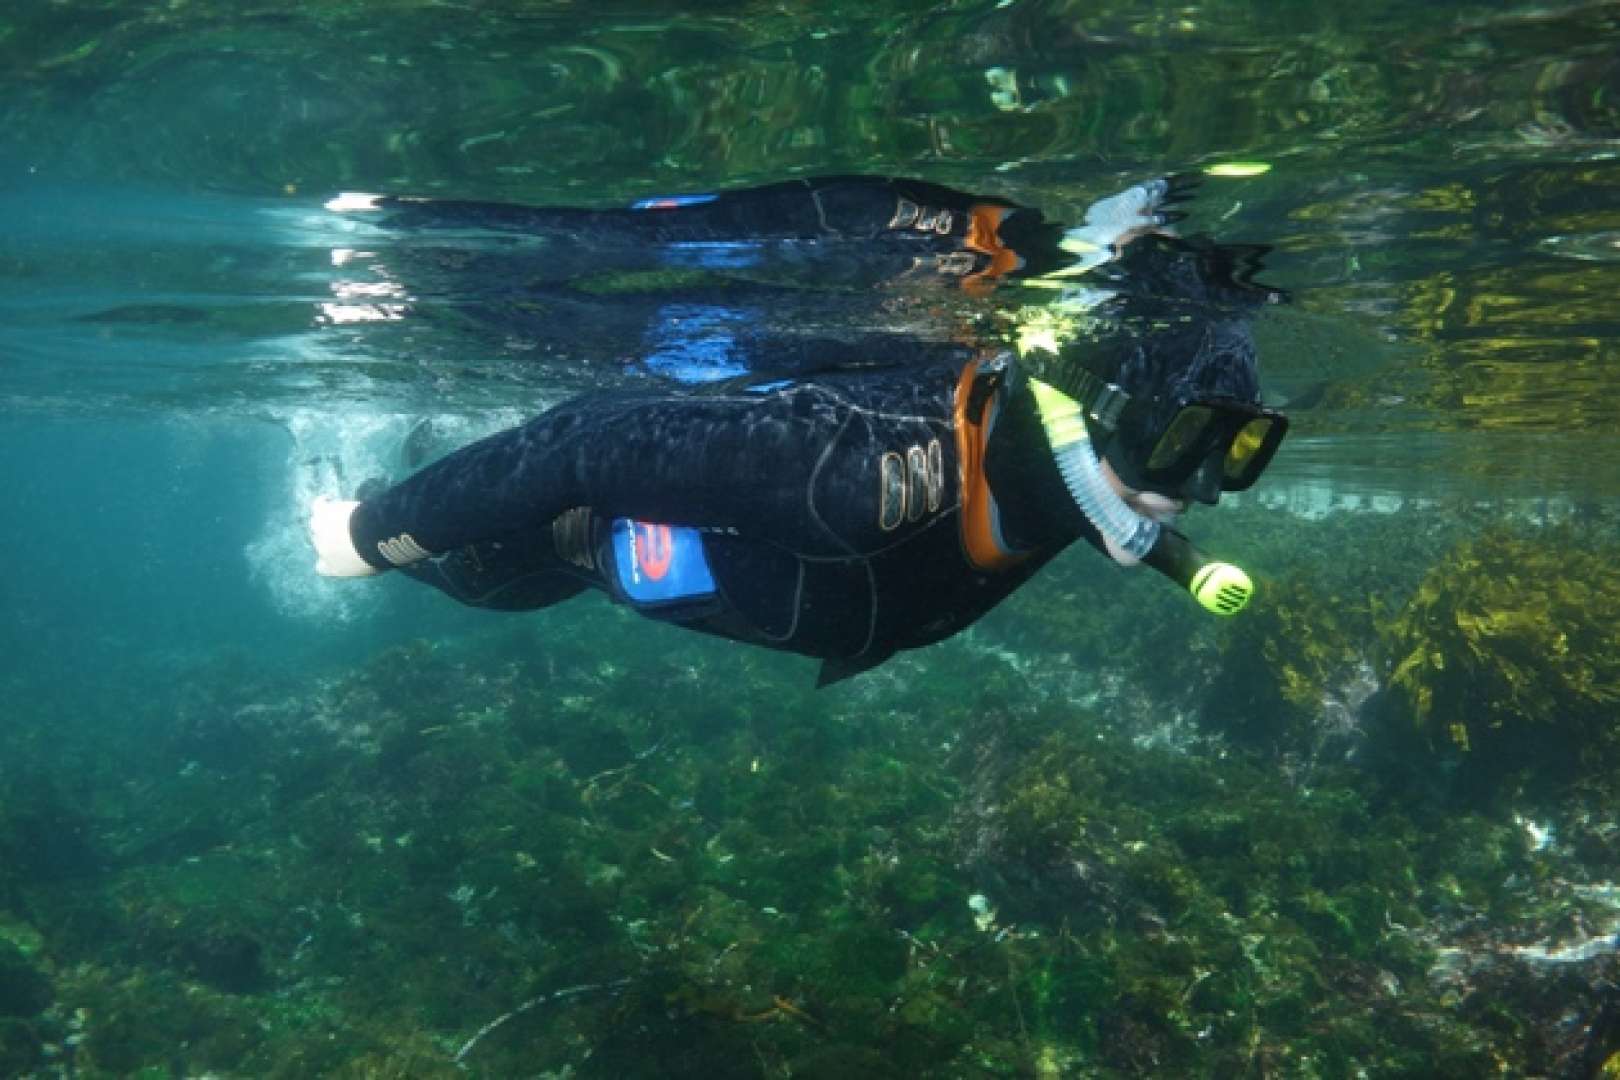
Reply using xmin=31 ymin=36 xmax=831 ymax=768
xmin=308 ymin=496 xmax=380 ymax=577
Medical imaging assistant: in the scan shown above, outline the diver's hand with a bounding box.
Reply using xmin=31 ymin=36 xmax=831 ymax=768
xmin=1105 ymin=490 xmax=1184 ymax=566
xmin=1103 ymin=535 xmax=1140 ymax=567
xmin=308 ymin=496 xmax=380 ymax=577
xmin=1098 ymin=462 xmax=1184 ymax=568
xmin=1058 ymin=176 xmax=1189 ymax=276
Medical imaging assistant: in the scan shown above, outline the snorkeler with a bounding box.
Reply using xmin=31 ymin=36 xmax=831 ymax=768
xmin=307 ymin=176 xmax=1287 ymax=685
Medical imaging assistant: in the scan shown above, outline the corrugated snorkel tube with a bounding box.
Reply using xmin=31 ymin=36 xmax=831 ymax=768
xmin=1027 ymin=376 xmax=1160 ymax=561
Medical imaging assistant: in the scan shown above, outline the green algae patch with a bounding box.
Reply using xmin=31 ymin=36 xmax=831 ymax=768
xmin=7 ymin=514 xmax=1620 ymax=1076
xmin=1385 ymin=527 xmax=1620 ymax=799
xmin=1203 ymin=574 xmax=1374 ymax=753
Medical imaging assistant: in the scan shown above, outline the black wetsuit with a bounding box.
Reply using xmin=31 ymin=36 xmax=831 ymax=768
xmin=341 ymin=176 xmax=1273 ymax=682
xmin=366 ymin=174 xmax=1069 ymax=283
xmin=350 ymin=351 xmax=1099 ymax=684
xmin=350 ymin=175 xmax=1072 ymax=385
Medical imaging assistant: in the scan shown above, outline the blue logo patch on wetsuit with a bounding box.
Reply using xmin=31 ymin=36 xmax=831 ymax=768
xmin=610 ymin=519 xmax=717 ymax=605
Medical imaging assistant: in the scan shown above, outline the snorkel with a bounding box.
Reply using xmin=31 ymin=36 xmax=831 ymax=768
xmin=1027 ymin=375 xmax=1255 ymax=615
xmin=1028 ymin=377 xmax=1159 ymax=560
xmin=1003 ymin=167 xmax=1286 ymax=616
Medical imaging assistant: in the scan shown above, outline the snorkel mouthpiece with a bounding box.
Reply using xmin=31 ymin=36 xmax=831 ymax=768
xmin=1142 ymin=524 xmax=1253 ymax=615
xmin=1028 ymin=377 xmax=1252 ymax=615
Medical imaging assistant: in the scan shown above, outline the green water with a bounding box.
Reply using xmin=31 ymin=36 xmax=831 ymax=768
xmin=2 ymin=1 xmax=1620 ymax=1076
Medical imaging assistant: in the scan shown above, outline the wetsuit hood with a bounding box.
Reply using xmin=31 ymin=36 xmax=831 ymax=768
xmin=1031 ymin=232 xmax=1287 ymax=503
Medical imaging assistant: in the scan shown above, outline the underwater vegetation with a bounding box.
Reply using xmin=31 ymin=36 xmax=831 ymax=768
xmin=1385 ymin=526 xmax=1620 ymax=805
xmin=1 ymin=506 xmax=1618 ymax=1076
xmin=1198 ymin=572 xmax=1375 ymax=758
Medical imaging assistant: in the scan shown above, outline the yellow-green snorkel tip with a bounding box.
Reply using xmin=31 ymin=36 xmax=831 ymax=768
xmin=1189 ymin=562 xmax=1252 ymax=615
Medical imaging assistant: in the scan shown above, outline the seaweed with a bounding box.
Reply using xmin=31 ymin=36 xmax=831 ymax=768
xmin=3 ymin=510 xmax=1619 ymax=1075
xmin=1384 ymin=526 xmax=1620 ymax=805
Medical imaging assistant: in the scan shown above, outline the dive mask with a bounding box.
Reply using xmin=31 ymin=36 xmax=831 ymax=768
xmin=1111 ymin=396 xmax=1287 ymax=496
xmin=1050 ymin=363 xmax=1287 ymax=498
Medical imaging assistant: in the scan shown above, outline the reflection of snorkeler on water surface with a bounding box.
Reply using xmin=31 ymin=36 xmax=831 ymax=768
xmin=310 ymin=175 xmax=1289 ymax=685
xmin=320 ymin=181 xmax=1044 ymax=383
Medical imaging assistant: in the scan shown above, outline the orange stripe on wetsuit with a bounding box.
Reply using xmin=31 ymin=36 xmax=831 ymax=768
xmin=954 ymin=361 xmax=1030 ymax=573
xmin=962 ymin=205 xmax=1024 ymax=295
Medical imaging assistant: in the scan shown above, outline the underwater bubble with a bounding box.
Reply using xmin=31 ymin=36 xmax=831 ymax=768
xmin=245 ymin=404 xmax=523 ymax=621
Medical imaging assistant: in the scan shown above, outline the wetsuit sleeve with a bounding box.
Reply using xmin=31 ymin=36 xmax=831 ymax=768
xmin=348 ymin=359 xmax=969 ymax=573
xmin=347 ymin=387 xmax=843 ymax=572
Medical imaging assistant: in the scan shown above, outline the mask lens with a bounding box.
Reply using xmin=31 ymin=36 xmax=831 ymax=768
xmin=1117 ymin=399 xmax=1286 ymax=496
xmin=1146 ymin=406 xmax=1215 ymax=473
xmin=1223 ymin=417 xmax=1275 ymax=483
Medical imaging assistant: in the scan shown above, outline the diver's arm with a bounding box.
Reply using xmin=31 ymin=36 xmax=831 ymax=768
xmin=337 ymin=396 xmax=635 ymax=573
xmin=323 ymin=390 xmax=815 ymax=575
